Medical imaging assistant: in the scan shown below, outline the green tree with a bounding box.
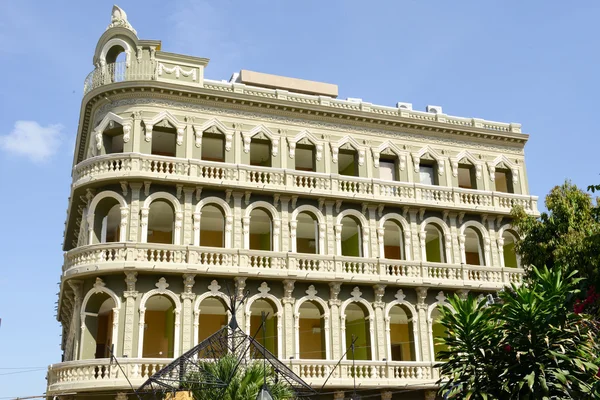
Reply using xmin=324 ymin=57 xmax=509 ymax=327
xmin=511 ymin=181 xmax=600 ymax=288
xmin=437 ymin=266 xmax=600 ymax=399
xmin=182 ymin=354 xmax=294 ymax=400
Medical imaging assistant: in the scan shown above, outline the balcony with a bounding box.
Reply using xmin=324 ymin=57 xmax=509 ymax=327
xmin=46 ymin=358 xmax=438 ymax=394
xmin=63 ymin=243 xmax=524 ymax=290
xmin=73 ymin=153 xmax=539 ymax=215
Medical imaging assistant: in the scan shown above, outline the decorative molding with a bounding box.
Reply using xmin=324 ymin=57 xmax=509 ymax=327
xmin=158 ymin=63 xmax=197 ymax=81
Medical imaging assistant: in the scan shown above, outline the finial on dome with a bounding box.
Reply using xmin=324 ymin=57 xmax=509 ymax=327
xmin=107 ymin=5 xmax=137 ymax=35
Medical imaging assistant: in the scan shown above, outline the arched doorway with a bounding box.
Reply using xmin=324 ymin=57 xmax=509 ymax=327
xmin=249 ymin=208 xmax=272 ymax=251
xmin=295 ymin=212 xmax=319 ymax=254
xmin=249 ymin=299 xmax=278 ymax=357
xmin=200 ymin=205 xmax=225 ymax=247
xmin=340 ymin=216 xmax=362 ymax=257
xmin=297 ymin=300 xmax=326 ymax=359
xmin=502 ymin=231 xmax=519 ymax=268
xmin=147 ymin=200 xmax=175 ymax=244
xmin=197 ymin=297 xmax=228 ymax=346
xmin=383 ymin=219 xmax=404 ymax=260
xmin=142 ymin=295 xmax=176 ymax=358
xmin=463 ymin=227 xmax=485 ymax=266
xmin=344 ymin=303 xmax=371 ymax=361
xmin=92 ymin=198 xmax=121 ymax=244
xmin=423 ymin=224 xmax=445 ymax=263
xmin=81 ymin=292 xmax=116 ymax=359
xmin=388 ymin=305 xmax=416 ymax=361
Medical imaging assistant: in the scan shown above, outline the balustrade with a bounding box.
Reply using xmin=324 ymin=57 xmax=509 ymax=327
xmin=63 ymin=243 xmax=524 ymax=289
xmin=73 ymin=153 xmax=538 ymax=215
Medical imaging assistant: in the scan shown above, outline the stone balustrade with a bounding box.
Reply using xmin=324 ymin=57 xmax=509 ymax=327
xmin=73 ymin=153 xmax=539 ymax=215
xmin=46 ymin=357 xmax=438 ymax=394
xmin=83 ymin=61 xmax=523 ymax=136
xmin=63 ymin=243 xmax=524 ymax=290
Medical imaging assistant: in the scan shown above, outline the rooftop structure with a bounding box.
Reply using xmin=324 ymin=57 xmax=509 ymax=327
xmin=48 ymin=5 xmax=538 ymax=400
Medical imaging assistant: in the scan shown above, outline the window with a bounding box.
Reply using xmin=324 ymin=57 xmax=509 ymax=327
xmin=458 ymin=165 xmax=475 ymax=189
xmin=295 ymin=212 xmax=319 ymax=254
xmin=383 ymin=220 xmax=404 ymax=260
xmin=424 ymin=224 xmax=445 ymax=263
xmin=202 ymin=133 xmax=225 ymax=162
xmin=419 ymin=164 xmax=436 ymax=185
xmin=495 ymin=169 xmax=514 ymax=193
xmin=344 ymin=303 xmax=371 ymax=361
xmin=249 ymin=299 xmax=278 ymax=357
xmin=102 ymin=126 xmax=124 ymax=154
xmin=142 ymin=296 xmax=175 ymax=358
xmin=249 ymin=208 xmax=272 ymax=251
xmin=81 ymin=293 xmax=116 ymax=359
xmin=200 ymin=205 xmax=225 ymax=248
xmin=340 ymin=216 xmax=362 ymax=257
xmin=338 ymin=149 xmax=358 ymax=177
xmin=379 ymin=158 xmax=397 ymax=181
xmin=295 ymin=144 xmax=315 ymax=172
xmin=388 ymin=305 xmax=416 ymax=361
xmin=151 ymin=127 xmax=177 ymax=157
xmin=502 ymin=231 xmax=519 ymax=268
xmin=147 ymin=200 xmax=175 ymax=244
xmin=250 ymin=139 xmax=271 ymax=167
xmin=463 ymin=227 xmax=484 ymax=266
xmin=298 ymin=301 xmax=326 ymax=359
xmin=197 ymin=297 xmax=228 ymax=346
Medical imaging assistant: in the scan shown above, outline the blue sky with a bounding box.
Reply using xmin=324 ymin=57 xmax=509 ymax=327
xmin=1 ymin=0 xmax=599 ymax=397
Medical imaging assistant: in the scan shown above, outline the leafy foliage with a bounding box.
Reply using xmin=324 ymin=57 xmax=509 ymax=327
xmin=182 ymin=354 xmax=294 ymax=400
xmin=437 ymin=266 xmax=600 ymax=399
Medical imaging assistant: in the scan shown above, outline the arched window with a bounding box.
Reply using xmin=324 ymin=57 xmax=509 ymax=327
xmin=200 ymin=205 xmax=225 ymax=248
xmin=344 ymin=303 xmax=371 ymax=361
xmin=249 ymin=208 xmax=272 ymax=251
xmin=502 ymin=231 xmax=519 ymax=268
xmin=383 ymin=220 xmax=404 ymax=260
xmin=463 ymin=227 xmax=485 ymax=266
xmin=424 ymin=224 xmax=445 ymax=263
xmin=105 ymin=45 xmax=127 ymax=83
xmin=297 ymin=301 xmax=326 ymax=359
xmin=338 ymin=147 xmax=358 ymax=177
xmin=81 ymin=293 xmax=116 ymax=359
xmin=92 ymin=198 xmax=121 ymax=244
xmin=249 ymin=299 xmax=278 ymax=356
xmin=142 ymin=295 xmax=176 ymax=358
xmin=147 ymin=200 xmax=175 ymax=244
xmin=340 ymin=216 xmax=362 ymax=257
xmin=197 ymin=297 xmax=228 ymax=344
xmin=250 ymin=137 xmax=272 ymax=167
xmin=295 ymin=143 xmax=316 ymax=172
xmin=388 ymin=304 xmax=416 ymax=361
xmin=151 ymin=122 xmax=177 ymax=157
xmin=431 ymin=307 xmax=448 ymax=361
xmin=202 ymin=130 xmax=225 ymax=162
xmin=296 ymin=212 xmax=319 ymax=254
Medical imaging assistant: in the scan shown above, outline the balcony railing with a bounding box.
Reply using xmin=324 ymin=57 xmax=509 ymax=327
xmin=46 ymin=358 xmax=438 ymax=394
xmin=73 ymin=153 xmax=539 ymax=215
xmin=82 ymin=61 xmax=524 ymax=136
xmin=64 ymin=243 xmax=524 ymax=290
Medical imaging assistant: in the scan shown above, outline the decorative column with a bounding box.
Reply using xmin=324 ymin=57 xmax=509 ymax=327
xmin=282 ymin=280 xmax=295 ymax=359
xmin=324 ymin=201 xmax=336 ymax=255
xmin=458 ymin=234 xmax=466 ymax=264
xmin=181 ymin=274 xmax=196 ymax=352
xmin=448 ymin=213 xmax=461 ymax=264
xmin=497 ymin=237 xmax=505 ymax=268
xmin=335 ymin=224 xmax=342 ymax=255
xmin=329 ymin=282 xmax=342 ymax=360
xmin=119 ymin=206 xmax=129 ymax=242
xmin=128 ymin=183 xmax=143 ymax=242
xmin=183 ymin=187 xmax=195 ymax=246
xmin=366 ymin=205 xmax=379 ymax=257
xmin=68 ymin=280 xmax=83 ymax=360
xmin=122 ymin=272 xmax=138 ymax=358
xmin=234 ymin=277 xmax=247 ymax=328
xmin=408 ymin=209 xmax=421 ymax=261
xmin=416 ymin=287 xmax=431 ymax=362
xmin=232 ymin=192 xmax=244 ymax=249
xmin=373 ymin=284 xmax=386 ymax=360
xmin=280 ymin=197 xmax=291 ymax=252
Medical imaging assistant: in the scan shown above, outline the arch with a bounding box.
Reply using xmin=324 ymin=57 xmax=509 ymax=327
xmin=243 ymin=201 xmax=280 ymax=251
xmin=488 ymin=155 xmax=520 ymax=187
xmin=138 ymin=280 xmax=182 ymax=358
xmin=79 ymin=280 xmax=121 ymax=360
xmin=459 ymin=221 xmax=491 ymax=266
xmin=333 ymin=135 xmax=362 ymax=151
xmin=451 ymin=150 xmax=482 ymax=184
xmin=87 ymin=191 xmax=128 ymax=244
xmin=290 ymin=205 xmax=325 ymax=255
xmin=94 ymin=112 xmax=128 ymax=135
xmin=378 ymin=213 xmax=412 ymax=260
xmin=245 ymin=284 xmax=283 ymax=358
xmin=427 ymin=292 xmax=455 ymax=362
xmin=142 ymin=111 xmax=185 ymax=146
xmin=340 ymin=291 xmax=376 ymax=361
xmin=291 ymin=205 xmax=325 ymax=226
xmin=412 ymin=145 xmax=446 ymax=177
xmin=141 ymin=192 xmax=182 ymax=245
xmin=99 ymin=38 xmax=132 ymax=65
xmin=385 ymin=292 xmax=420 ymax=361
xmin=372 ymin=141 xmax=407 ymax=171
xmin=293 ymin=288 xmax=331 ymax=359
xmin=498 ymin=224 xmax=520 ymax=268
xmin=336 ymin=209 xmax=369 ymax=257
xmin=193 ymin=118 xmax=233 ymax=153
xmin=193 ymin=283 xmax=230 ymax=347
xmin=331 ymin=136 xmax=365 ymax=169
xmin=243 ymin=125 xmax=279 ymax=157
xmin=194 ymin=197 xmax=233 ymax=247
xmin=420 ymin=217 xmax=452 ymax=263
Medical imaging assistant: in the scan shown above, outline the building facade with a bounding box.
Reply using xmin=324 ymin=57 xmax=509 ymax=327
xmin=47 ymin=6 xmax=539 ymax=400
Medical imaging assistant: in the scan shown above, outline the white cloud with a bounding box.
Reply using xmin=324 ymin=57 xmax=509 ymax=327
xmin=0 ymin=120 xmax=64 ymax=163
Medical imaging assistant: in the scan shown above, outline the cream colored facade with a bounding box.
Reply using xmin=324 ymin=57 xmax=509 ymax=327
xmin=47 ymin=6 xmax=538 ymax=400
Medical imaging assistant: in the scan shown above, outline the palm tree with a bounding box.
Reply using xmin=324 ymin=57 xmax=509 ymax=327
xmin=182 ymin=354 xmax=294 ymax=400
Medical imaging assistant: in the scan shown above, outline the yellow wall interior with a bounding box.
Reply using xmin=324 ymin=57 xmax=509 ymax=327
xmin=143 ymin=307 xmax=175 ymax=358
xmin=389 ymin=322 xmax=413 ymax=361
xmin=299 ymin=317 xmax=325 ymax=359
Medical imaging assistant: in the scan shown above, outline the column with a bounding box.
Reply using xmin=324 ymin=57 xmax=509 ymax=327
xmin=329 ymin=282 xmax=342 ymax=360
xmin=280 ymin=196 xmax=291 ymax=252
xmin=183 ymin=187 xmax=195 ymax=246
xmin=122 ymin=272 xmax=138 ymax=358
xmin=324 ymin=201 xmax=336 ymax=255
xmin=282 ymin=280 xmax=295 ymax=359
xmin=373 ymin=284 xmax=386 ymax=360
xmin=128 ymin=183 xmax=143 ymax=242
xmin=232 ymin=192 xmax=244 ymax=249
xmin=68 ymin=280 xmax=83 ymax=360
xmin=181 ymin=274 xmax=196 ymax=352
xmin=408 ymin=209 xmax=421 ymax=261
xmin=234 ymin=277 xmax=247 ymax=329
xmin=448 ymin=213 xmax=461 ymax=264
xmin=366 ymin=205 xmax=379 ymax=258
xmin=416 ymin=287 xmax=431 ymax=362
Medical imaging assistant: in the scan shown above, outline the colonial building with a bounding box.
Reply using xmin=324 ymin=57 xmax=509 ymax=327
xmin=47 ymin=6 xmax=538 ymax=400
